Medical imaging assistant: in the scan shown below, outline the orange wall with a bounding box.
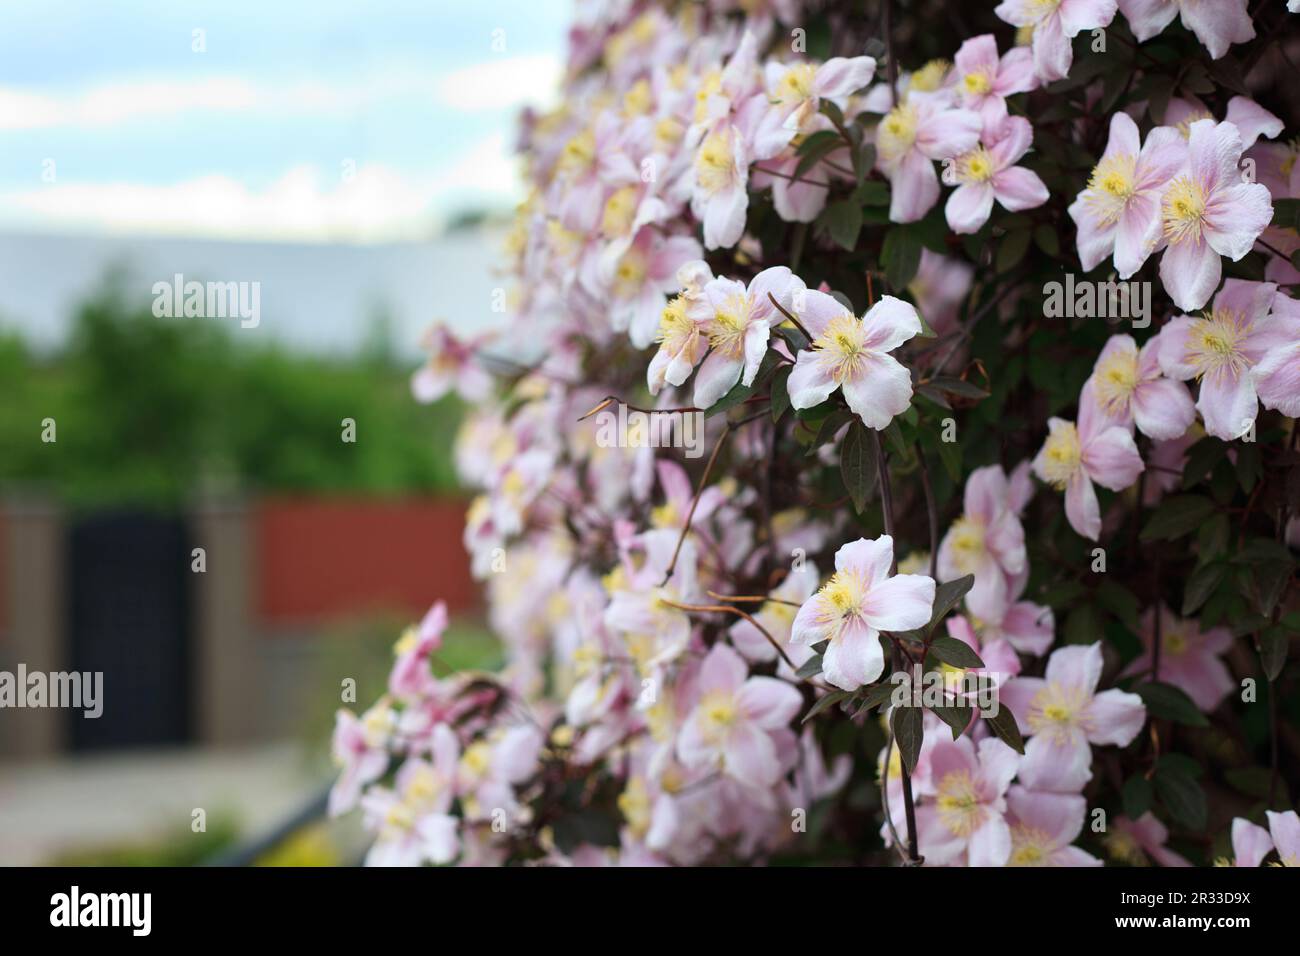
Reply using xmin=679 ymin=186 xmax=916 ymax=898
xmin=255 ymin=498 xmax=478 ymax=627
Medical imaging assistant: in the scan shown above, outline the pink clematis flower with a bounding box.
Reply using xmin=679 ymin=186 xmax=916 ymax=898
xmin=1001 ymin=643 xmax=1147 ymax=792
xmin=361 ymin=725 xmax=461 ymax=866
xmin=1157 ymin=119 xmax=1274 ymax=313
xmin=1005 ymin=787 xmax=1102 ymax=866
xmin=764 ymin=56 xmax=877 ymax=133
xmin=1119 ymin=0 xmax=1254 ymax=60
xmin=1250 ymin=290 xmax=1300 ymax=417
xmin=1033 ymin=383 xmax=1144 ymax=541
xmin=1225 ymin=811 xmax=1299 ymax=867
xmin=728 ymin=563 xmax=820 ymax=665
xmin=412 ymin=324 xmax=494 ymax=404
xmin=1121 ymin=605 xmax=1234 ymax=712
xmin=1083 ymin=333 xmax=1196 ymax=440
xmin=952 ymin=34 xmax=1038 ymax=128
xmin=1105 ymin=813 xmax=1192 ymax=866
xmin=995 ymin=0 xmax=1119 ymax=82
xmin=693 ymin=266 xmax=805 ymax=408
xmin=945 ymin=115 xmax=1049 ymax=234
xmin=676 ymin=642 xmax=802 ymax=788
xmin=791 ymin=535 xmax=936 ymax=691
xmin=1068 ymin=112 xmax=1187 ymax=278
xmin=876 ymin=92 xmax=983 ymax=223
xmin=329 ymin=703 xmax=394 ymax=816
xmin=389 ymin=601 xmax=449 ymax=699
xmin=1157 ymin=279 xmax=1284 ymax=440
xmin=691 ymin=123 xmax=750 ymax=249
xmin=647 ymin=260 xmax=714 ymax=395
xmin=600 ymin=228 xmax=703 ymax=348
xmin=938 ymin=464 xmax=1027 ymax=621
xmin=908 ymin=249 xmax=974 ymax=336
xmin=786 ymin=291 xmax=923 ymax=430
xmin=1226 ymin=817 xmax=1275 ymax=867
xmin=916 ymin=736 xmax=1021 ymax=866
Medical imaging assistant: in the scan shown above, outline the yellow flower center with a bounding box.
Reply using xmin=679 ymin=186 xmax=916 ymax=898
xmin=777 ymin=63 xmax=817 ymax=103
xmin=947 ymin=516 xmax=987 ymax=574
xmin=963 ymin=71 xmax=992 ymax=96
xmin=1039 ymin=423 xmax=1082 ymax=490
xmin=936 ymin=770 xmax=982 ymax=836
xmin=1027 ymin=682 xmax=1093 ymax=744
xmin=811 ymin=313 xmax=871 ymax=384
xmin=1093 ymin=348 xmax=1139 ymax=415
xmin=1009 ymin=825 xmax=1052 ymax=865
xmin=1085 ymin=153 xmax=1138 ymax=226
xmin=1186 ymin=308 xmax=1252 ymax=380
xmin=696 ymin=128 xmax=736 ymax=195
xmin=601 ymin=185 xmax=639 ymax=237
xmin=956 ymin=146 xmax=995 ymax=184
xmin=707 ymin=294 xmax=751 ymax=358
xmin=698 ymin=690 xmax=737 ymax=743
xmin=1162 ymin=176 xmax=1208 ymax=246
xmin=879 ymin=103 xmax=919 ymax=163
xmin=910 ymin=60 xmax=950 ymax=93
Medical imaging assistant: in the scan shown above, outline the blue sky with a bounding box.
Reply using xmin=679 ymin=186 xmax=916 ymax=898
xmin=0 ymin=0 xmax=570 ymax=241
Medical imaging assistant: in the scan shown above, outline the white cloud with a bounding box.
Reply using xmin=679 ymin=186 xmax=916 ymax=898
xmin=0 ymin=134 xmax=522 ymax=242
xmin=434 ymin=55 xmax=562 ymax=111
xmin=0 ymin=56 xmax=562 ymax=131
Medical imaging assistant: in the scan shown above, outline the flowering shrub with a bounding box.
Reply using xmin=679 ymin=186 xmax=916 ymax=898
xmin=333 ymin=0 xmax=1300 ymax=866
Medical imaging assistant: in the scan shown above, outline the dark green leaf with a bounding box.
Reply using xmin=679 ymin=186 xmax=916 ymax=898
xmin=770 ymin=366 xmax=792 ymax=422
xmin=929 ymin=633 xmax=985 ymax=669
xmin=840 ymin=420 xmax=878 ymax=513
xmin=881 ymin=226 xmax=922 ymax=289
xmin=802 ymin=688 xmax=853 ymax=723
xmin=821 ymin=199 xmax=862 ymax=251
xmin=1136 ymin=682 xmax=1208 ymax=727
xmin=1154 ymin=767 xmax=1207 ymax=830
xmin=1140 ymin=495 xmax=1216 ymax=541
xmin=891 ymin=704 xmax=925 ymax=773
xmin=1122 ymin=774 xmax=1153 ymax=819
xmin=1258 ymin=626 xmax=1288 ymax=682
xmin=983 ymin=703 xmax=1025 ymax=754
xmin=1183 ymin=562 xmax=1227 ymax=616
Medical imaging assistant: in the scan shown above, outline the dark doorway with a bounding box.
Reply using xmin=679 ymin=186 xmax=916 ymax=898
xmin=66 ymin=511 xmax=192 ymax=750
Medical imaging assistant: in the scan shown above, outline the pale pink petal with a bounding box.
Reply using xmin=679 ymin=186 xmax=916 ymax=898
xmin=1232 ymin=818 xmax=1274 ymax=867
xmin=1064 ymin=471 xmax=1102 ymax=540
xmin=1159 ymin=236 xmax=1221 ymax=313
xmin=723 ymin=722 xmax=782 ymax=787
xmin=787 ymin=350 xmax=839 ymax=409
xmin=841 ymin=351 xmax=914 ymax=429
xmin=1082 ymin=426 xmax=1144 ymax=490
xmin=737 ymin=676 xmax=803 ymax=729
xmin=1017 ymin=732 xmax=1093 ymax=791
xmin=1085 ymin=688 xmax=1147 ymax=746
xmin=861 ymin=573 xmax=936 ymax=632
xmin=1131 ymin=377 xmax=1196 ymax=440
xmin=834 ymin=534 xmax=895 ymax=583
xmin=699 ymin=642 xmax=748 ymax=695
xmin=692 ymin=350 xmax=744 ymax=409
xmin=1197 ymin=365 xmax=1258 ymax=440
xmin=1119 ymin=0 xmax=1179 ymax=42
xmin=822 ymin=619 xmax=885 ymax=690
xmin=860 ymin=295 xmax=923 ymax=352
xmin=992 ymin=167 xmax=1049 ymax=212
xmin=946 ymin=181 xmax=996 ymax=234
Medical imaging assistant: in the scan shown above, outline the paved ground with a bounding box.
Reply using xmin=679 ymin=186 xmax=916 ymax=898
xmin=0 ymin=741 xmax=351 ymax=865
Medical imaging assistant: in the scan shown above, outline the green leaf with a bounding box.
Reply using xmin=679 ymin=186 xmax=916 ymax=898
xmin=840 ymin=420 xmax=878 ymax=513
xmin=770 ymin=366 xmax=792 ymax=422
xmin=1140 ymin=494 xmax=1216 ymax=541
xmin=821 ymin=199 xmax=862 ymax=251
xmin=1135 ymin=681 xmax=1208 ymax=727
xmin=1032 ymin=223 xmax=1060 ymax=258
xmin=794 ymin=654 xmax=823 ymax=680
xmin=881 ymin=226 xmax=922 ymax=289
xmin=996 ymin=228 xmax=1031 ymax=273
xmin=802 ymin=688 xmax=853 ymax=723
xmin=1154 ymin=766 xmax=1207 ymax=830
xmin=854 ymin=680 xmax=898 ymax=717
xmin=925 ymin=376 xmax=988 ymax=400
xmin=854 ymin=179 xmax=889 ymax=206
xmin=1122 ymin=774 xmax=1153 ymax=819
xmin=927 ymin=574 xmax=975 ymax=634
xmin=929 ymin=634 xmax=985 ymax=669
xmin=1258 ymin=626 xmax=1288 ymax=682
xmin=794 ymin=129 xmax=843 ymax=179
xmin=891 ymin=704 xmax=925 ymax=773
xmin=1182 ymin=562 xmax=1227 ymax=616
xmin=983 ymin=703 xmax=1025 ymax=754
xmin=929 ymin=701 xmax=974 ymax=740
xmin=808 ymin=407 xmax=854 ymax=453
xmin=1253 ymin=561 xmax=1293 ymax=617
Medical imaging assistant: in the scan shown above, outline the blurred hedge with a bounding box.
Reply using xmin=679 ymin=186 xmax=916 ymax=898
xmin=0 ymin=276 xmax=463 ymax=507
